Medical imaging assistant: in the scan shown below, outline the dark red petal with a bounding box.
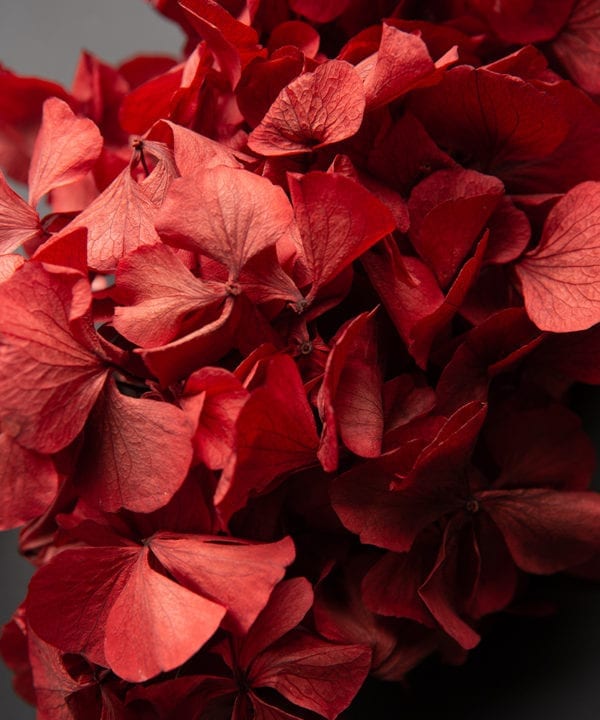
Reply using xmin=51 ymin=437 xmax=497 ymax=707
xmin=149 ymin=534 xmax=295 ymax=634
xmin=408 ymin=168 xmax=504 ymax=288
xmin=516 ymin=181 xmax=600 ymax=332
xmin=318 ymin=310 xmax=383 ymax=471
xmin=240 ymin=577 xmax=313 ymax=668
xmin=79 ymin=378 xmax=193 ymax=512
xmin=248 ymin=61 xmax=365 ymax=156
xmin=27 ymin=97 xmax=102 ymax=208
xmin=249 ymin=631 xmax=371 ymax=720
xmin=104 ymin=547 xmax=226 ymax=682
xmin=481 ymin=488 xmax=600 ymax=573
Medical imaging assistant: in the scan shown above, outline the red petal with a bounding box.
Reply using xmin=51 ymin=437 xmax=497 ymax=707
xmin=240 ymin=577 xmax=313 ymax=668
xmin=288 ymin=0 xmax=351 ymax=23
xmin=179 ymin=0 xmax=261 ymax=88
xmin=516 ymin=181 xmax=600 ymax=332
xmin=156 ymin=166 xmax=295 ymax=278
xmin=149 ymin=534 xmax=295 ymax=634
xmin=27 ymin=98 xmax=102 ymax=208
xmin=105 ymin=547 xmax=226 ymax=682
xmin=114 ymin=243 xmax=227 ymax=347
xmin=482 ymin=488 xmax=600 ymax=573
xmin=357 ymin=24 xmax=436 ymax=110
xmin=0 ymin=434 xmax=58 ymax=530
xmin=215 ymin=354 xmax=319 ymax=523
xmin=249 ymin=631 xmax=370 ymax=720
xmin=248 ymin=61 xmax=365 ymax=156
xmin=408 ymin=168 xmax=504 ymax=288
xmin=26 ymin=547 xmax=138 ymax=666
xmin=318 ymin=310 xmax=383 ymax=471
xmin=473 ymin=0 xmax=573 ymax=43
xmin=0 ymin=171 xmax=41 ymax=253
xmin=181 ymin=367 xmax=249 ymax=470
xmin=554 ymin=0 xmax=600 ymax=95
xmin=289 ymin=171 xmax=396 ymax=302
xmin=0 ymin=263 xmax=107 ymax=453
xmin=79 ymin=378 xmax=193 ymax=512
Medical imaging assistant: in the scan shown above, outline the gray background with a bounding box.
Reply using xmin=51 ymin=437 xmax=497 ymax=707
xmin=0 ymin=2 xmax=599 ymax=718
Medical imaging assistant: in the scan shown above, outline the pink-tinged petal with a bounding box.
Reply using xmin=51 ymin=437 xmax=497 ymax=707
xmin=408 ymin=168 xmax=504 ymax=288
xmin=0 ymin=253 xmax=24 ymax=282
xmin=66 ymin=167 xmax=161 ymax=272
xmin=554 ymin=0 xmax=600 ymax=95
xmin=516 ymin=181 xmax=600 ymax=332
xmin=357 ymin=24 xmax=437 ymax=111
xmin=418 ymin=518 xmax=481 ymax=650
xmin=0 ymin=434 xmax=58 ymax=530
xmin=114 ymin=243 xmax=227 ymax=347
xmin=140 ymin=296 xmax=240 ymax=386
xmin=0 ymin=262 xmax=107 ymax=453
xmin=0 ymin=69 xmax=75 ymax=183
xmin=318 ymin=310 xmax=383 ymax=471
xmin=289 ymin=171 xmax=396 ymax=303
xmin=26 ymin=546 xmax=138 ymax=667
xmin=481 ymin=488 xmax=600 ymax=573
xmin=147 ymin=119 xmax=246 ymax=177
xmin=149 ymin=534 xmax=295 ymax=634
xmin=240 ymin=578 xmax=313 ymax=669
xmin=215 ymin=354 xmax=319 ymax=524
xmin=27 ymin=98 xmax=102 ymax=208
xmin=179 ymin=0 xmax=262 ymax=88
xmin=79 ymin=378 xmax=193 ymax=513
xmin=156 ymin=166 xmax=295 ymax=278
xmin=105 ymin=547 xmax=226 ymax=682
xmin=289 ymin=0 xmax=351 ymax=23
xmin=249 ymin=631 xmax=370 ymax=720
xmin=0 ymin=171 xmax=42 ymax=253
xmin=248 ymin=61 xmax=365 ymax=156
xmin=181 ymin=367 xmax=249 ymax=470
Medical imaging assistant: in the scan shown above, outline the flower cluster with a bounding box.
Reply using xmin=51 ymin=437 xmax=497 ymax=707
xmin=1 ymin=0 xmax=600 ymax=717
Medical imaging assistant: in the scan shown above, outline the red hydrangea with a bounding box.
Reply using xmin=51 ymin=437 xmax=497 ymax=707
xmin=1 ymin=1 xmax=600 ymax=718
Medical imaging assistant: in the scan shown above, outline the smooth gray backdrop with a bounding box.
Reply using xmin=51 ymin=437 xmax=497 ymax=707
xmin=0 ymin=2 xmax=599 ymax=718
